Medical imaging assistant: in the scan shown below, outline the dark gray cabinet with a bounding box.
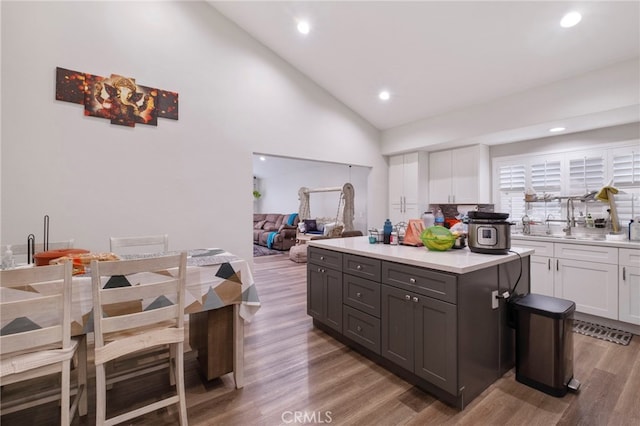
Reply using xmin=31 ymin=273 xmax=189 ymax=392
xmin=307 ymin=245 xmax=529 ymax=409
xmin=307 ymin=252 xmax=343 ymax=333
xmin=381 ymin=284 xmax=457 ymax=395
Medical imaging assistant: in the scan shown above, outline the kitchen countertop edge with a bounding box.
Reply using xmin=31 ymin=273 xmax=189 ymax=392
xmin=308 ymin=236 xmax=533 ymax=274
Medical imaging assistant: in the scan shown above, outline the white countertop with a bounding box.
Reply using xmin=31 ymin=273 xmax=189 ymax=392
xmin=308 ymin=236 xmax=533 ymax=274
xmin=511 ymin=234 xmax=640 ymax=249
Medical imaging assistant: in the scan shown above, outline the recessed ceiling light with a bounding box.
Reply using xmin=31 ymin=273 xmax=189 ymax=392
xmin=259 ymin=156 xmax=266 ymax=161
xmin=379 ymin=91 xmax=390 ymax=101
xmin=560 ymin=12 xmax=582 ymax=28
xmin=549 ymin=127 xmax=566 ymax=133
xmin=297 ymin=21 xmax=310 ymax=35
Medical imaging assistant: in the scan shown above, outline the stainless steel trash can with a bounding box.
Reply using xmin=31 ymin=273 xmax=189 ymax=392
xmin=510 ymin=294 xmax=579 ymax=397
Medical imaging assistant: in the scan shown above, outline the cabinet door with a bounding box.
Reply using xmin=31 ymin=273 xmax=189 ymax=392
xmin=307 ymin=265 xmax=325 ymax=320
xmin=389 ymin=154 xmax=405 ymax=210
xmin=428 ymin=150 xmax=452 ymax=203
xmin=402 ymin=152 xmax=419 ymax=205
xmin=381 ymin=285 xmax=414 ymax=371
xmin=414 ymin=295 xmax=458 ymax=395
xmin=452 ymin=145 xmax=490 ymax=204
xmin=325 ymin=267 xmax=343 ymax=332
xmin=530 ymin=255 xmax=554 ymax=296
xmin=307 ymin=265 xmax=343 ymax=332
xmin=555 ymin=259 xmax=618 ymax=320
xmin=619 ymin=265 xmax=640 ymax=325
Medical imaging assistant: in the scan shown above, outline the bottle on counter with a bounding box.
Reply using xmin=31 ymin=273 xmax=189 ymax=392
xmin=2 ymin=245 xmax=15 ymax=269
xmin=576 ymin=211 xmax=586 ymax=227
xmin=586 ymin=213 xmax=595 ymax=228
xmin=383 ymin=219 xmax=393 ymax=244
xmin=422 ymin=211 xmax=434 ymax=228
xmin=434 ymin=208 xmax=445 ymax=227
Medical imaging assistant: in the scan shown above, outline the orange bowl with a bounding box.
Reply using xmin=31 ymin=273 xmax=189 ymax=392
xmin=34 ymin=249 xmax=90 ymax=266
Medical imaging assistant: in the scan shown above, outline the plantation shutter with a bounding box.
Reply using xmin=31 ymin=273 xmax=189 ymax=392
xmin=531 ymin=160 xmax=561 ymax=193
xmin=497 ymin=164 xmax=526 ymax=220
xmin=569 ymin=156 xmax=605 ymax=195
xmin=612 ymin=151 xmax=640 ymax=187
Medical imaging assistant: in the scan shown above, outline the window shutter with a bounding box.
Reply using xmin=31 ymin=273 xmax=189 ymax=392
xmin=569 ymin=156 xmax=604 ymax=195
xmin=531 ymin=160 xmax=561 ymax=193
xmin=498 ymin=164 xmax=526 ymax=191
xmin=612 ymin=151 xmax=640 ymax=187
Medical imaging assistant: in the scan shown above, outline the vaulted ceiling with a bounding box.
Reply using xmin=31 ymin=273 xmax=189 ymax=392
xmin=211 ymin=1 xmax=639 ymax=144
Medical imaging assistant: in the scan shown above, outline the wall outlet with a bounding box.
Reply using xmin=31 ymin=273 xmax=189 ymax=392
xmin=491 ymin=290 xmax=499 ymax=309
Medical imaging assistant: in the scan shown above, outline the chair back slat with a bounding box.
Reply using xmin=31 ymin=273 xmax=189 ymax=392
xmin=1 ymin=326 xmax=63 ymax=354
xmin=109 ymin=234 xmax=169 ymax=255
xmin=99 ymin=280 xmax=180 ymax=306
xmin=1 ymin=294 xmax=62 ymax=323
xmin=102 ymin=305 xmax=181 ymax=335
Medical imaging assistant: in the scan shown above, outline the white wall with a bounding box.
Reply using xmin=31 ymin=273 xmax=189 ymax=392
xmin=0 ymin=1 xmax=386 ymax=265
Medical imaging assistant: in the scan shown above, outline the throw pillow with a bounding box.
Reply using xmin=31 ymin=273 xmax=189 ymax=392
xmin=303 ymin=219 xmax=317 ymax=232
xmin=298 ymin=222 xmax=307 ymax=233
xmin=254 ymin=220 xmax=266 ymax=230
xmin=323 ymin=222 xmax=336 ymax=237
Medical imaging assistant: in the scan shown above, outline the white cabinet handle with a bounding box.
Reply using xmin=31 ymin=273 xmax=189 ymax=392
xmin=356 ymin=292 xmax=362 ymax=298
xmin=412 ymin=296 xmax=419 ymax=303
xmin=409 ymin=278 xmax=416 ymax=284
xmin=405 ymin=294 xmax=411 ymax=300
xmin=356 ymin=265 xmax=362 ymax=270
xmin=356 ymin=325 xmax=362 ymax=332
xmin=320 ymin=256 xmax=325 ymax=260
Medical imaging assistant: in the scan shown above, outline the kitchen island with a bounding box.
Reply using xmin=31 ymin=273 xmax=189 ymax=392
xmin=307 ymin=236 xmax=533 ymax=409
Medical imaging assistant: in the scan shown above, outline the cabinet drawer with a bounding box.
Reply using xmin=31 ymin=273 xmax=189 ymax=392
xmin=510 ymin=238 xmax=554 ymax=256
xmin=308 ymin=247 xmax=342 ymax=270
xmin=343 ymin=274 xmax=381 ymax=317
xmin=554 ymin=243 xmax=618 ymax=264
xmin=382 ymin=262 xmax=457 ymax=304
xmin=343 ymin=305 xmax=380 ymax=354
xmin=619 ymin=248 xmax=640 ymax=267
xmin=343 ymin=254 xmax=381 ymax=281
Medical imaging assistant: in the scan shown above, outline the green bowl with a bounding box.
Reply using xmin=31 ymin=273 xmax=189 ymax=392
xmin=421 ymin=226 xmax=455 ymax=251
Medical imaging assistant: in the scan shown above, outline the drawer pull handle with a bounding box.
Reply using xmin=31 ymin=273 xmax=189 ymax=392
xmin=356 ymin=326 xmax=362 ymax=332
xmin=320 ymin=256 xmax=325 ymax=260
xmin=356 ymin=265 xmax=362 ymax=270
xmin=409 ymin=278 xmax=416 ymax=284
xmin=356 ymin=292 xmax=362 ymax=298
xmin=623 ymin=266 xmax=626 ymax=281
xmin=412 ymin=296 xmax=419 ymax=303
xmin=548 ymin=259 xmax=551 ymax=270
xmin=405 ymin=294 xmax=411 ymax=301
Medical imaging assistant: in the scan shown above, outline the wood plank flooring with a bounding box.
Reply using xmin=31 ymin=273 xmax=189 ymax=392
xmin=2 ymin=253 xmax=639 ymax=425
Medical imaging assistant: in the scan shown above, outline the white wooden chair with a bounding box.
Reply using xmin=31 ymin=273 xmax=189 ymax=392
xmin=91 ymin=252 xmax=188 ymax=425
xmin=109 ymin=234 xmax=169 ymax=255
xmin=0 ymin=262 xmax=87 ymax=424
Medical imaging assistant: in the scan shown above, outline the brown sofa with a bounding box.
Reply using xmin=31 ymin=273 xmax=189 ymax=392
xmin=253 ymin=213 xmax=300 ymax=251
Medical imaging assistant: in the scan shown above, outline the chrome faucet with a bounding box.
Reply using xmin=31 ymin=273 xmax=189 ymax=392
xmin=563 ymin=198 xmax=575 ymax=236
xmin=545 ymin=214 xmax=554 ymax=235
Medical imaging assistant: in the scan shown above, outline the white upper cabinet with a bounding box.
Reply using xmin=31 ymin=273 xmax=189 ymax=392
xmin=429 ymin=145 xmax=490 ymax=204
xmin=388 ymin=152 xmax=428 ymax=223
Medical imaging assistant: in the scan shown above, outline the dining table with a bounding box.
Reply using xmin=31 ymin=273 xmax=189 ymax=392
xmin=0 ymin=248 xmax=260 ymax=389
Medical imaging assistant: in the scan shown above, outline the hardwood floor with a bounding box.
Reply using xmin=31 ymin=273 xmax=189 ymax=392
xmin=2 ymin=253 xmax=639 ymax=425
